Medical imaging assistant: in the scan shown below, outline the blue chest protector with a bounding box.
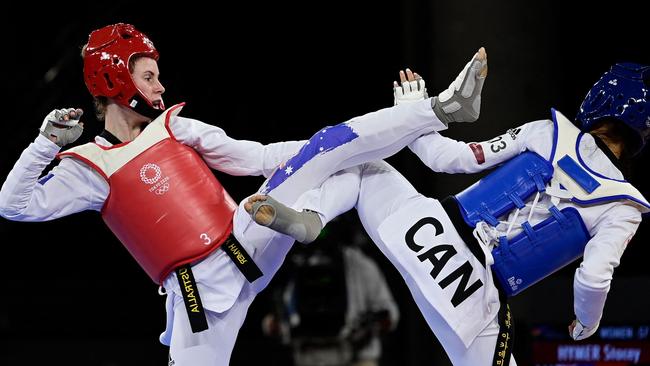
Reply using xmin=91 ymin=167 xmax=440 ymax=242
xmin=455 ymin=151 xmax=590 ymax=296
xmin=455 ymin=152 xmax=553 ymax=228
xmin=454 ymin=109 xmax=650 ymax=297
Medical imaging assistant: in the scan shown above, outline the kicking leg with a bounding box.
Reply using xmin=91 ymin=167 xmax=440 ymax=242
xmin=167 ymin=286 xmax=257 ymax=366
xmin=247 ymin=195 xmax=323 ymax=244
xmin=244 ymin=166 xmax=364 ymax=243
xmin=353 ymin=162 xmax=515 ymax=365
xmin=260 ymin=48 xmax=488 ymax=209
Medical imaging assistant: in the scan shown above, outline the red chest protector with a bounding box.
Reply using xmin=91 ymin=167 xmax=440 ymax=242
xmin=59 ymin=104 xmax=237 ymax=284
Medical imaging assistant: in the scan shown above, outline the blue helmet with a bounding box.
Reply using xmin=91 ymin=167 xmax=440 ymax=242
xmin=576 ymin=63 xmax=650 ymax=155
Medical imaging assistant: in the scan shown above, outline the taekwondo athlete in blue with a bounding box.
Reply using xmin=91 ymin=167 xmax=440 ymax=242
xmin=246 ymin=62 xmax=650 ymax=366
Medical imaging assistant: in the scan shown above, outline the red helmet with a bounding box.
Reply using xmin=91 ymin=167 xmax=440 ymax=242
xmin=83 ymin=23 xmax=162 ymax=110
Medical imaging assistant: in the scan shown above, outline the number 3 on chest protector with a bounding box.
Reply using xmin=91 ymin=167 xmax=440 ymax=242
xmin=200 ymin=233 xmax=212 ymax=245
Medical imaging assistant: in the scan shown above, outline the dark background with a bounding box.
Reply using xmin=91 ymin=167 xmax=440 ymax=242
xmin=1 ymin=1 xmax=649 ymax=365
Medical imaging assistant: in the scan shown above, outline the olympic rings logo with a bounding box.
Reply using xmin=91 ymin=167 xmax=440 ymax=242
xmin=155 ymin=182 xmax=170 ymax=195
xmin=140 ymin=163 xmax=162 ymax=185
xmin=139 ymin=163 xmax=170 ymax=196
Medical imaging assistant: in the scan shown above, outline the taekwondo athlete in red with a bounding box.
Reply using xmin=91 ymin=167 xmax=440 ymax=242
xmin=0 ymin=23 xmax=299 ymax=364
xmin=0 ymin=23 xmax=486 ymax=365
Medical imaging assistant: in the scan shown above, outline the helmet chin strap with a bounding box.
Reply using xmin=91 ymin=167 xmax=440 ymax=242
xmin=128 ymin=94 xmax=164 ymax=120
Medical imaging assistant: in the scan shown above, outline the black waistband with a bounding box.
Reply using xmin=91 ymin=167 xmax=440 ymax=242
xmin=492 ymin=302 xmax=514 ymax=366
xmin=440 ymin=196 xmax=486 ymax=267
xmin=175 ymin=233 xmax=263 ymax=334
xmin=220 ymin=234 xmax=263 ymax=283
xmin=175 ymin=264 xmax=209 ymax=333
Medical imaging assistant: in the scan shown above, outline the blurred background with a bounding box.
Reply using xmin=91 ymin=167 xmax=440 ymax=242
xmin=1 ymin=1 xmax=649 ymax=365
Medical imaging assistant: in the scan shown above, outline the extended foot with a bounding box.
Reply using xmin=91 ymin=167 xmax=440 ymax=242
xmin=244 ymin=194 xmax=323 ymax=244
xmin=244 ymin=195 xmax=276 ymax=226
xmin=432 ymin=47 xmax=488 ymax=125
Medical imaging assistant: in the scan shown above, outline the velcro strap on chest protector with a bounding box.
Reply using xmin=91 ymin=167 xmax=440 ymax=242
xmin=455 ymin=152 xmax=554 ymax=227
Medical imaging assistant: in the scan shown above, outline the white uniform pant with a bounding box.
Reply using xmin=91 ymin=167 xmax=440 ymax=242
xmin=167 ymin=99 xmax=445 ymax=365
xmin=167 ymin=285 xmax=256 ymax=365
xmin=301 ymin=160 xmax=518 ymax=366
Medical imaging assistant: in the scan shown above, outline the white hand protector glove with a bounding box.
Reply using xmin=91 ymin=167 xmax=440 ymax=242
xmin=40 ymin=108 xmax=84 ymax=147
xmin=570 ymin=319 xmax=599 ymax=340
xmin=394 ymin=68 xmax=428 ymax=105
xmin=432 ymin=47 xmax=488 ymax=125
